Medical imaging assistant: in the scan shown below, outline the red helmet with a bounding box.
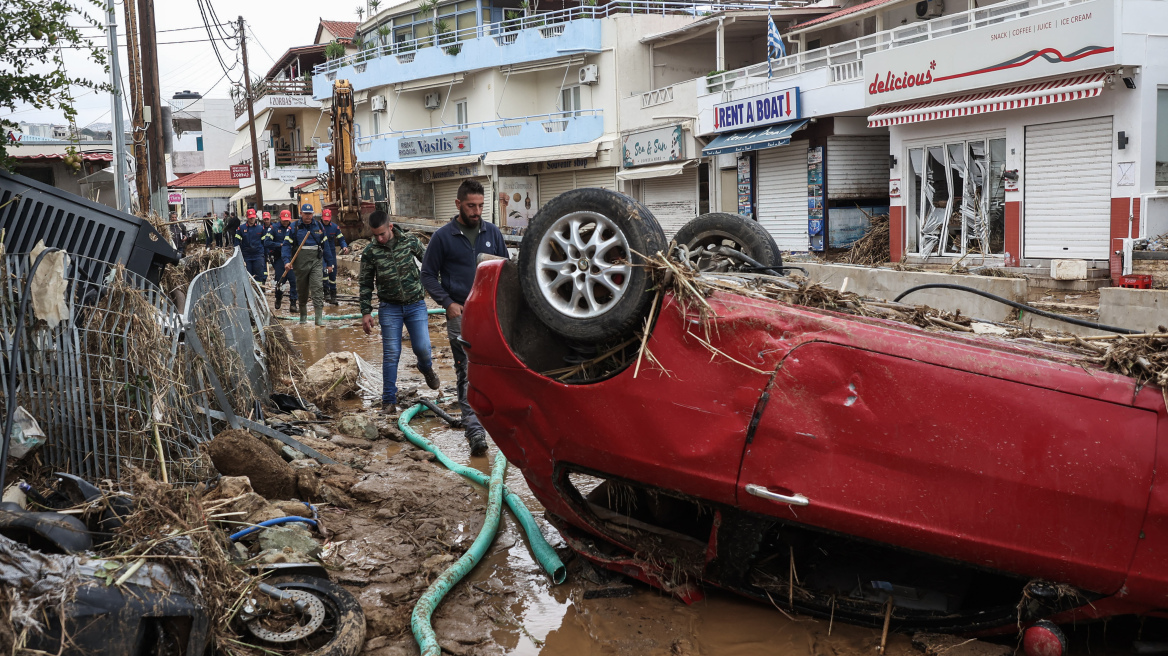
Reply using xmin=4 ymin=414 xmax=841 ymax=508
xmin=279 ymin=209 xmax=291 ymax=221
xmin=246 ymin=208 xmax=257 ymax=219
xmin=262 ymin=211 xmax=271 ymax=220
xmin=322 ymin=209 xmax=332 ymax=222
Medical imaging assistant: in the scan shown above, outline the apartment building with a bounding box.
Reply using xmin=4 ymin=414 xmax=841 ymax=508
xmin=313 ymin=0 xmax=832 ymax=233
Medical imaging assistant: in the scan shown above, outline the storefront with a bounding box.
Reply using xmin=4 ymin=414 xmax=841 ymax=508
xmin=617 ymin=124 xmax=699 ymax=236
xmin=486 ymin=140 xmax=618 ymax=230
xmin=868 ymin=0 xmax=1133 ymax=266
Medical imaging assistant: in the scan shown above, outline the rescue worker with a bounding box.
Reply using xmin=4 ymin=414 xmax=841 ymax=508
xmin=320 ymin=208 xmax=350 ymax=305
xmin=236 ymin=208 xmax=267 ymax=284
xmin=283 ymin=203 xmax=334 ymax=326
xmin=270 ymin=210 xmax=298 ymax=310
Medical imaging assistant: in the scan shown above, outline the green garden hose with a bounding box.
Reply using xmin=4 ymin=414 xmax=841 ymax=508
xmin=279 ymin=308 xmax=446 ymax=322
xmin=411 ymin=452 xmax=507 ymax=656
xmin=398 ymin=404 xmax=566 ymax=583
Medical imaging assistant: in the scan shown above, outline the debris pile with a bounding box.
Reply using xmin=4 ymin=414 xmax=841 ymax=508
xmin=843 ymin=212 xmax=891 ymax=267
xmin=1134 ymin=231 xmax=1168 ymax=251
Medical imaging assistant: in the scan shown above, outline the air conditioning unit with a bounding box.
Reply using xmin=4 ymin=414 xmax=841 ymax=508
xmin=915 ymin=0 xmax=943 ymax=19
xmin=424 ymin=92 xmax=441 ymax=110
xmin=371 ymin=95 xmax=387 ymax=112
xmin=578 ymin=64 xmax=599 ymax=85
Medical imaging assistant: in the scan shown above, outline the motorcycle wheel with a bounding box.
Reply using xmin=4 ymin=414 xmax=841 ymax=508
xmin=242 ymin=574 xmax=365 ymax=656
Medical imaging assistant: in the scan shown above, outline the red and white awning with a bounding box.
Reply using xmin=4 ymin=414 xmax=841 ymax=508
xmin=867 ymin=72 xmax=1111 ymax=128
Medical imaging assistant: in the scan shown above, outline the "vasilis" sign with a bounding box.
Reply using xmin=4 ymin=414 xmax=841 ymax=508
xmin=713 ymin=87 xmax=799 ymax=133
xmin=398 ymin=132 xmax=471 ymax=159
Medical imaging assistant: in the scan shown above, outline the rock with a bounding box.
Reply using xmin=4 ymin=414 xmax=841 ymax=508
xmin=295 ymin=469 xmax=322 ymax=501
xmin=406 ymin=448 xmax=436 ymax=462
xmin=304 ymin=351 xmax=361 ymax=399
xmin=331 ymin=435 xmax=374 ymax=450
xmin=256 ymin=524 xmax=320 ymax=556
xmin=336 ymin=414 xmax=378 ymax=441
xmin=271 ymin=500 xmax=315 ymax=517
xmin=280 ymin=445 xmax=308 ymax=461
xmin=207 ymin=430 xmax=297 ymax=499
xmin=422 ymin=553 xmax=454 ymax=570
xmin=314 ymin=426 xmax=331 ymax=438
xmin=377 ymin=422 xmax=403 ymax=442
xmin=291 ymin=410 xmax=315 ymax=421
xmin=290 ymin=459 xmax=319 ymax=470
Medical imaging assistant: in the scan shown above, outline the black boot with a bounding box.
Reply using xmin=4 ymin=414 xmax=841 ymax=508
xmin=274 ymin=289 xmax=283 ymax=310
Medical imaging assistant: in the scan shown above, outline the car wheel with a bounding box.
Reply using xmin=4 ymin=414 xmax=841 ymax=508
xmin=673 ymin=212 xmax=783 ymax=272
xmin=518 ymin=188 xmax=666 ymax=343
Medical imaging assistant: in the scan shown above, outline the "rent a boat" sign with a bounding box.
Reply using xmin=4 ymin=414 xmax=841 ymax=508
xmin=713 ymin=87 xmax=800 ymax=133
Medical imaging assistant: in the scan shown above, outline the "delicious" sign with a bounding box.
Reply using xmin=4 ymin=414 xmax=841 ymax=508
xmin=713 ymin=87 xmax=800 ymax=133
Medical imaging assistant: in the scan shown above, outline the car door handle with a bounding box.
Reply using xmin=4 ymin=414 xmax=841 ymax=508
xmin=746 ymin=484 xmax=809 ymax=506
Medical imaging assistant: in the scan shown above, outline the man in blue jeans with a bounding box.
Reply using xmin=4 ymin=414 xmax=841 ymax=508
xmin=359 ymin=210 xmax=440 ymax=414
xmin=420 ymin=178 xmax=508 ymax=457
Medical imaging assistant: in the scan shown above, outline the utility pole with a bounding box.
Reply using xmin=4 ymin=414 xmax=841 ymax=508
xmin=239 ymin=16 xmax=264 ymax=213
xmin=137 ymin=0 xmax=167 ymax=217
xmin=124 ymin=0 xmax=150 ymax=211
xmin=105 ymin=1 xmax=131 ymax=212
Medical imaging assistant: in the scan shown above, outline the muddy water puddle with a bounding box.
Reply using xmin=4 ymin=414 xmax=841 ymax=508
xmin=283 ymin=302 xmax=1126 ymax=656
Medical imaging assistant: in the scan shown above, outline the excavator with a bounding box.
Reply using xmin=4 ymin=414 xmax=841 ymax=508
xmin=300 ymin=79 xmax=388 ymax=240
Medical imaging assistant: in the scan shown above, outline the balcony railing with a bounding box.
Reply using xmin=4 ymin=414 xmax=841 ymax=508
xmin=357 ymin=109 xmax=602 ymax=152
xmin=274 ymin=148 xmax=317 ymax=168
xmin=233 ymin=79 xmax=314 ymax=117
xmin=316 ymin=0 xmax=810 ymax=75
xmin=701 ymin=0 xmax=1095 ymax=94
xmin=642 ymin=85 xmax=675 ymax=108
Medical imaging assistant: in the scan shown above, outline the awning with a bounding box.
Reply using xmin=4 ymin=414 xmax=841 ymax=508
xmin=615 ymin=160 xmax=695 ymax=181
xmin=702 ymin=119 xmax=809 ymax=155
xmin=483 ymin=140 xmax=601 ymax=166
xmin=385 ymin=153 xmax=482 ymax=171
xmin=867 ymin=72 xmax=1111 ymax=128
xmin=229 ymin=110 xmax=272 ymax=158
xmin=230 ymin=178 xmax=291 ymax=202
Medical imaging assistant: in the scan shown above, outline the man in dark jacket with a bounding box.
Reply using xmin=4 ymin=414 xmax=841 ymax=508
xmin=236 ymin=208 xmax=267 ymax=283
xmin=321 ymin=208 xmax=350 ymax=305
xmin=283 ymin=203 xmax=335 ymax=326
xmin=420 ymin=179 xmax=508 ymax=456
xmin=360 ymin=211 xmax=441 ymax=413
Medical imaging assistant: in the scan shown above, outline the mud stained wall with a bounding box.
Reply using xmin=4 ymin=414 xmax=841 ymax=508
xmin=393 ymin=171 xmax=433 ymax=218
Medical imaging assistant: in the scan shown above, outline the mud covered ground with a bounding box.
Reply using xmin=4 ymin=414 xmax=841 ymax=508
xmin=270 ymin=275 xmax=1145 ymax=656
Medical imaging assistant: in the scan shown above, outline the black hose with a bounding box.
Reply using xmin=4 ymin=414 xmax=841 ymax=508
xmin=892 ymin=283 xmax=1139 ymax=335
xmin=1 ymin=248 xmax=64 ymax=493
xmin=419 ymin=398 xmax=463 ymax=428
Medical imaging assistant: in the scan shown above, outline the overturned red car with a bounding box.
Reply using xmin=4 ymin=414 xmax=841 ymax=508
xmin=460 ymin=189 xmax=1168 ymax=639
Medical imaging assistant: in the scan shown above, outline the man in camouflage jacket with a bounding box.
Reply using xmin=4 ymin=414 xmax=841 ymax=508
xmin=360 ymin=210 xmax=441 ymax=412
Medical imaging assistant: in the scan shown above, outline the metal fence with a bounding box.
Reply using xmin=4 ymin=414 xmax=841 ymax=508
xmin=0 ymin=248 xmax=270 ymax=486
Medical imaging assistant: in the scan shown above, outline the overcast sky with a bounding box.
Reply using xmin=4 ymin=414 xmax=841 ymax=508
xmin=5 ymin=0 xmax=363 ymax=129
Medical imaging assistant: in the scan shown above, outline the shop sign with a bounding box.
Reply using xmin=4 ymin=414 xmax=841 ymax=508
xmin=534 ymin=158 xmax=593 ymax=173
xmin=421 ymin=161 xmax=481 ymax=183
xmin=713 ymin=87 xmax=799 ymax=133
xmin=230 ymin=164 xmax=252 ymax=179
xmin=622 ymin=125 xmax=684 ymax=167
xmin=497 ymin=177 xmax=538 ymax=230
xmin=398 ymin=132 xmax=471 ymax=159
xmin=864 ymin=0 xmax=1113 ymax=106
xmin=167 ymin=190 xmax=183 ymax=205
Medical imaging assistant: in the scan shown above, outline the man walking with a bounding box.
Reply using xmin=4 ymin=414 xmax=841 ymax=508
xmin=321 ymin=208 xmax=350 ymax=305
xmin=269 ymin=210 xmax=299 ymax=309
xmin=421 ymin=179 xmax=508 ymax=457
xmin=359 ymin=210 xmax=441 ymax=413
xmin=236 ymin=208 xmax=267 ymax=284
xmin=226 ymin=211 xmax=241 ymax=248
xmin=212 ymin=212 xmax=226 ymax=248
xmin=283 ymin=203 xmax=334 ymax=326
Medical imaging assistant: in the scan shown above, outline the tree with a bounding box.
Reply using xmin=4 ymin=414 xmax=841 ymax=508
xmin=0 ymin=0 xmax=111 ymax=169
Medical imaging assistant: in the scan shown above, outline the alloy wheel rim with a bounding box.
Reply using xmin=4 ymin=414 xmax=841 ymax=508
xmin=535 ymin=211 xmax=632 ymax=319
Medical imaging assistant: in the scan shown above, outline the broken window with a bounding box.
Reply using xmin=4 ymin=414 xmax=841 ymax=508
xmin=906 ymin=148 xmax=923 ymax=253
xmin=912 ymin=137 xmax=1006 ymax=257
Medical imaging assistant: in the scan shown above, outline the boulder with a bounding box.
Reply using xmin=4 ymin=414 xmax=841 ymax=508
xmin=304 ymin=351 xmax=361 ymax=399
xmin=207 ymin=430 xmax=297 ymax=499
xmin=336 ymin=414 xmax=378 ymax=441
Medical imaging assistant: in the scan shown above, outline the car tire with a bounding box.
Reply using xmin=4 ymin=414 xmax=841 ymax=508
xmin=248 ymin=574 xmax=366 ymax=656
xmin=518 ymin=188 xmax=666 ymax=343
xmin=673 ymin=212 xmax=783 ymax=271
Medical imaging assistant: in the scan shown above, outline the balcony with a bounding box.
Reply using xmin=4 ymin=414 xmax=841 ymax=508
xmin=695 ymin=0 xmax=1111 ymax=134
xmin=620 ymin=78 xmax=700 ymax=133
xmin=234 ymin=79 xmax=314 ymax=118
xmin=354 ymin=110 xmax=604 ymax=165
xmin=260 ymin=148 xmax=318 ymax=169
xmin=311 ymin=0 xmax=785 ymax=97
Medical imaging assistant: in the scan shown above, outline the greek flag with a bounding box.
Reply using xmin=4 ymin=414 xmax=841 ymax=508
xmin=767 ymin=12 xmax=785 ymax=79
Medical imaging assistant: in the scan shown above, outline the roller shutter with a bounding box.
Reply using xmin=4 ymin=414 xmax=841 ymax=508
xmin=432 ymin=177 xmax=493 ymax=224
xmin=643 ymin=168 xmax=698 ymax=237
xmin=826 ymin=135 xmax=890 ymax=199
xmin=538 ymin=172 xmax=575 ymax=205
xmin=756 ymin=141 xmax=809 ymax=251
xmin=1024 ymin=116 xmax=1112 ymax=259
xmin=574 ymin=167 xmax=618 ymax=191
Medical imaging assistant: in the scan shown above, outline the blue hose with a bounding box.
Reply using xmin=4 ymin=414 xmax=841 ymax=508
xmin=398 ymin=404 xmax=566 ymax=584
xmin=412 ymin=451 xmax=507 ymax=656
xmin=229 ymin=516 xmax=318 ymax=542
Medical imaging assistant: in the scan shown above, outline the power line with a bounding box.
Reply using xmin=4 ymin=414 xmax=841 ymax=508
xmin=247 ymin=26 xmax=276 ymax=64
